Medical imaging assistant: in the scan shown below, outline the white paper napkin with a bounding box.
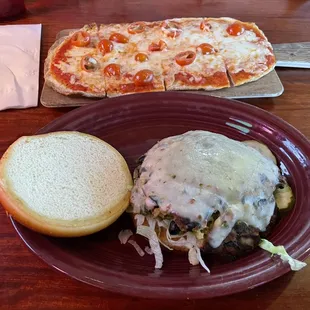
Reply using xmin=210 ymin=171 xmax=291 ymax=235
xmin=0 ymin=24 xmax=42 ymax=111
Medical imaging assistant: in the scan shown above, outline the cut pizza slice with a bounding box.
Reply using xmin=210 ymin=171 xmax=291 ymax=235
xmin=205 ymin=17 xmax=276 ymax=86
xmin=162 ymin=48 xmax=230 ymax=91
xmin=98 ymin=22 xmax=165 ymax=97
xmin=160 ymin=19 xmax=230 ymax=91
xmin=44 ymin=23 xmax=106 ymax=97
xmin=102 ymin=52 xmax=165 ymax=97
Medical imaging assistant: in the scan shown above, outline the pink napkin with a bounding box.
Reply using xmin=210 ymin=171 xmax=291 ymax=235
xmin=0 ymin=24 xmax=42 ymax=111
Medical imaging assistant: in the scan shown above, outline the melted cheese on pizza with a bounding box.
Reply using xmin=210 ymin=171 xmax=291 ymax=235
xmin=47 ymin=17 xmax=276 ymax=96
xmin=221 ymin=41 xmax=273 ymax=74
xmin=206 ymin=18 xmax=274 ymax=75
xmin=54 ymin=45 xmax=105 ymax=91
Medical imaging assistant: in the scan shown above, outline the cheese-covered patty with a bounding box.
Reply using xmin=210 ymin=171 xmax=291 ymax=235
xmin=131 ymin=130 xmax=279 ymax=248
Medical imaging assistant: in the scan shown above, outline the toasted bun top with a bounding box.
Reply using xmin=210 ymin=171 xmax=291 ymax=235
xmin=0 ymin=131 xmax=132 ymax=237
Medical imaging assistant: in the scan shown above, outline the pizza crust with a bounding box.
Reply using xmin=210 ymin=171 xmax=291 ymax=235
xmin=228 ymin=63 xmax=276 ymax=87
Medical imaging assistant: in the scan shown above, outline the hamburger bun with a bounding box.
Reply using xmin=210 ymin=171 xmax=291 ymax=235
xmin=0 ymin=131 xmax=133 ymax=237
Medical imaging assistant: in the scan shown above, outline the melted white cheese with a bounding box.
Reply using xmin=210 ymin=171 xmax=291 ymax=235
xmin=206 ymin=19 xmax=274 ymax=75
xmin=131 ymin=130 xmax=279 ymax=248
xmin=66 ymin=46 xmax=95 ymax=57
xmin=220 ymin=40 xmax=273 ymax=74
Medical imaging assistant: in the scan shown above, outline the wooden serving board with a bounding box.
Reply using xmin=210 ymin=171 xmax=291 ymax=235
xmin=41 ymin=29 xmax=289 ymax=108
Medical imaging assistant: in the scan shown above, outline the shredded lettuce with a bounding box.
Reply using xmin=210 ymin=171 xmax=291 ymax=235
xmin=195 ymin=246 xmax=210 ymax=273
xmin=145 ymin=246 xmax=153 ymax=255
xmin=128 ymin=240 xmax=145 ymax=257
xmin=166 ymin=229 xmax=189 ymax=247
xmin=136 ymin=224 xmax=163 ymax=268
xmin=134 ymin=214 xmax=145 ymax=226
xmin=136 ymin=217 xmax=210 ymax=272
xmin=118 ymin=229 xmax=133 ymax=244
xmin=188 ymin=247 xmax=199 ymax=265
xmin=259 ymin=239 xmax=307 ymax=271
xmin=167 ymin=229 xmax=210 ymax=273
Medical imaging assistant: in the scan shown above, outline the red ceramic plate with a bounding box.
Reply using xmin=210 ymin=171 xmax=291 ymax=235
xmin=11 ymin=92 xmax=310 ymax=299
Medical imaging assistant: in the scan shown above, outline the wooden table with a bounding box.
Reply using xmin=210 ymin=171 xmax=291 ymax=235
xmin=1 ymin=0 xmax=310 ymax=309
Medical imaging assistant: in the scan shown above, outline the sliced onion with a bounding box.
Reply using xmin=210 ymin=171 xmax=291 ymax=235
xmin=128 ymin=240 xmax=145 ymax=257
xmin=118 ymin=229 xmax=133 ymax=244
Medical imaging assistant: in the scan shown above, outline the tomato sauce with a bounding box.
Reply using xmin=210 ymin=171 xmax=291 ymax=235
xmin=50 ymin=39 xmax=89 ymax=92
xmin=175 ymin=72 xmax=229 ymax=87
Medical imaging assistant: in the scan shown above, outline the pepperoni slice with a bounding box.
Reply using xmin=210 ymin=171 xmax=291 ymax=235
xmin=71 ymin=31 xmax=90 ymax=47
xmin=148 ymin=40 xmax=167 ymax=52
xmin=103 ymin=64 xmax=121 ymax=77
xmin=109 ymin=33 xmax=129 ymax=43
xmin=81 ymin=55 xmax=99 ymax=72
xmin=161 ymin=20 xmax=182 ymax=38
xmin=133 ymin=69 xmax=154 ymax=86
xmin=128 ymin=22 xmax=145 ymax=34
xmin=175 ymin=51 xmax=196 ymax=66
xmin=197 ymin=43 xmax=216 ymax=55
xmin=98 ymin=39 xmax=113 ymax=55
xmin=227 ymin=22 xmax=245 ymax=36
xmin=135 ymin=53 xmax=148 ymax=62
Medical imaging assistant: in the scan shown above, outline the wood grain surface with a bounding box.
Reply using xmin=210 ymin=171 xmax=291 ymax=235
xmin=1 ymin=0 xmax=310 ymax=309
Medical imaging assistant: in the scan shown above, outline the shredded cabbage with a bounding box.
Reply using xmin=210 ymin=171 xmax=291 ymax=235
xmin=166 ymin=229 xmax=189 ymax=247
xmin=128 ymin=240 xmax=145 ymax=257
xmin=145 ymin=246 xmax=153 ymax=255
xmin=166 ymin=229 xmax=210 ymax=273
xmin=136 ymin=224 xmax=163 ymax=269
xmin=134 ymin=214 xmax=145 ymax=226
xmin=158 ymin=238 xmax=173 ymax=250
xmin=118 ymin=229 xmax=133 ymax=244
xmin=136 ymin=217 xmax=210 ymax=272
xmin=188 ymin=247 xmax=199 ymax=265
xmin=195 ymin=246 xmax=210 ymax=273
xmin=157 ymin=219 xmax=171 ymax=228
xmin=259 ymin=239 xmax=307 ymax=271
xmin=147 ymin=217 xmax=156 ymax=230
